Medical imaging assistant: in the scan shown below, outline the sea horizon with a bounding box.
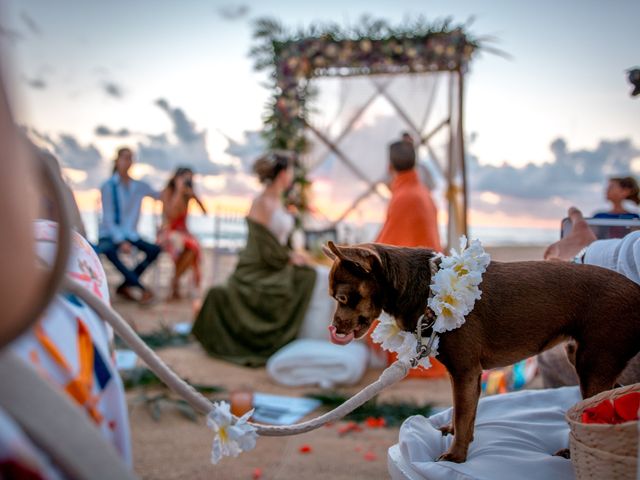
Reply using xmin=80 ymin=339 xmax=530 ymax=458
xmin=81 ymin=212 xmax=560 ymax=249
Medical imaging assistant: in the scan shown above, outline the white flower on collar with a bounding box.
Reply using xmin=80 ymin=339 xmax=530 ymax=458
xmin=371 ymin=313 xmax=412 ymax=352
xmin=370 ymin=236 xmax=488 ymax=368
xmin=371 ymin=313 xmax=439 ymax=368
xmin=430 ymin=236 xmax=489 ymax=333
xmin=207 ymin=401 xmax=258 ymax=464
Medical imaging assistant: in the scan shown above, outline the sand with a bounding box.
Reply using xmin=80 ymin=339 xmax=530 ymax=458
xmin=110 ymin=245 xmax=546 ymax=479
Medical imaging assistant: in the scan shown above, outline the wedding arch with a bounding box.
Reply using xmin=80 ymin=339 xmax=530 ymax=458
xmin=251 ymin=16 xmax=485 ymax=248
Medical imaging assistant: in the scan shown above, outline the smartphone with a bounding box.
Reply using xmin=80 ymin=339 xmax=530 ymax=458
xmin=561 ymin=217 xmax=640 ymax=240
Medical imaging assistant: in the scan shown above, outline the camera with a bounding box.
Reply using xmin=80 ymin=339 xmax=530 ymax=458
xmin=184 ymin=179 xmax=193 ymax=189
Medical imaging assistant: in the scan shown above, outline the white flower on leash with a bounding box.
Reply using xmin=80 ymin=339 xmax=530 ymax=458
xmin=207 ymin=401 xmax=258 ymax=464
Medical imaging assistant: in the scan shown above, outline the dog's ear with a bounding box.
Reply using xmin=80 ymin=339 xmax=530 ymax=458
xmin=327 ymin=242 xmax=381 ymax=274
xmin=322 ymin=242 xmax=337 ymax=261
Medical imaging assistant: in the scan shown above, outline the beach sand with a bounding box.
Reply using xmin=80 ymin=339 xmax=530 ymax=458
xmin=112 ymin=245 xmax=546 ymax=479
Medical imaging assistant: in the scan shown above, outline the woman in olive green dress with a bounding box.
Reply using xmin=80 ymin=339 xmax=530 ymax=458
xmin=192 ymin=152 xmax=320 ymax=366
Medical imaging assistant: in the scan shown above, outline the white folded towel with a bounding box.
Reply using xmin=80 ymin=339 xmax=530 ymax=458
xmin=267 ymin=339 xmax=369 ymax=389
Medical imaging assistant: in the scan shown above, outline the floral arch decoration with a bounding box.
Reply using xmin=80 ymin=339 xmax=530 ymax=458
xmin=251 ymin=16 xmax=487 ymax=247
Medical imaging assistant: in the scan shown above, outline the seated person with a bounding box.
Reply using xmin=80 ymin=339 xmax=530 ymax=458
xmin=158 ymin=167 xmax=206 ymax=299
xmin=593 ymin=176 xmax=640 ymax=220
xmin=96 ymin=147 xmax=161 ymax=304
xmin=192 ymin=151 xmax=335 ymax=367
xmin=540 ymin=207 xmax=640 ymax=388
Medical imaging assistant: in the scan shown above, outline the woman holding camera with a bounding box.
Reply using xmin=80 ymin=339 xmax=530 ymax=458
xmin=159 ymin=167 xmax=206 ymax=299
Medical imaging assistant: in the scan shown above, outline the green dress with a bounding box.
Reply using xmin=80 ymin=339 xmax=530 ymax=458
xmin=192 ymin=218 xmax=317 ymax=367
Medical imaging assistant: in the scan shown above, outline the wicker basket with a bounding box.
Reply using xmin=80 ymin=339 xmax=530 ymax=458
xmin=565 ymin=383 xmax=639 ymax=479
xmin=569 ymin=433 xmax=636 ymax=480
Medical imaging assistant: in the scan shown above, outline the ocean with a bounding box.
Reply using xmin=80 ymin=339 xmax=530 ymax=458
xmin=82 ymin=212 xmax=560 ymax=249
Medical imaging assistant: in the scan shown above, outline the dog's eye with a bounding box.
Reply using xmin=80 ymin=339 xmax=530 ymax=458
xmin=336 ymin=294 xmax=348 ymax=304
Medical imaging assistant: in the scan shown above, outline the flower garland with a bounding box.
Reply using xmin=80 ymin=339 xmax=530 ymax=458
xmin=372 ymin=236 xmax=490 ymax=368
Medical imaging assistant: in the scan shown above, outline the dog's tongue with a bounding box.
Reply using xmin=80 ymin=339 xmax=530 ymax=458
xmin=328 ymin=325 xmax=355 ymax=345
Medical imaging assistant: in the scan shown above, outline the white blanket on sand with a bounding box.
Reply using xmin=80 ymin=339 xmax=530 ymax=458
xmin=267 ymin=339 xmax=369 ymax=389
xmin=388 ymin=386 xmax=581 ymax=480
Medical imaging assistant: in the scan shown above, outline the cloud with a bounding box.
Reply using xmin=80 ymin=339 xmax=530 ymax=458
xmin=217 ymin=5 xmax=250 ymax=20
xmin=468 ymin=138 xmax=640 ymax=220
xmin=223 ymin=130 xmax=266 ymax=171
xmin=27 ymin=129 xmax=109 ymax=189
xmin=0 ymin=25 xmax=23 ymax=43
xmin=94 ymin=125 xmax=131 ymax=137
xmin=154 ymin=98 xmax=200 ymax=143
xmin=102 ymin=81 xmax=124 ymax=99
xmin=20 ymin=11 xmax=41 ymax=36
xmin=135 ymin=98 xmax=236 ymax=176
xmin=25 ymin=77 xmax=46 ymax=90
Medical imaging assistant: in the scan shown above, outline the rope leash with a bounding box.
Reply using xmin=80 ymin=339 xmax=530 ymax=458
xmin=64 ymin=277 xmax=430 ymax=436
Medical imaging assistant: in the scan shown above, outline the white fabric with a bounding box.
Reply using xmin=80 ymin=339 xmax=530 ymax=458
xmin=0 ymin=406 xmax=65 ymax=479
xmin=267 ymin=339 xmax=369 ymax=389
xmin=268 ymin=206 xmax=295 ymax=246
xmin=583 ymin=230 xmax=640 ymax=285
xmin=297 ymin=264 xmax=336 ymax=341
xmin=7 ymin=220 xmax=131 ymax=466
xmin=388 ymin=387 xmax=581 ymax=480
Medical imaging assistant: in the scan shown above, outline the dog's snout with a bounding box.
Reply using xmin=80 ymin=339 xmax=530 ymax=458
xmin=331 ymin=315 xmax=354 ymax=334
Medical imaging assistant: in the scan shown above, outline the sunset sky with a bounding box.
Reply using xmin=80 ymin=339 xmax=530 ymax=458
xmin=2 ymin=0 xmax=639 ymax=235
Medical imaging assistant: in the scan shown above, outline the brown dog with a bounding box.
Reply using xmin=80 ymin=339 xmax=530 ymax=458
xmin=323 ymin=241 xmax=640 ymax=463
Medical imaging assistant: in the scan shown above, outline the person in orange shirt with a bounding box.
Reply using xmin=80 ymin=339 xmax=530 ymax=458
xmin=372 ymin=139 xmax=446 ymax=377
xmin=376 ymin=139 xmax=441 ymax=251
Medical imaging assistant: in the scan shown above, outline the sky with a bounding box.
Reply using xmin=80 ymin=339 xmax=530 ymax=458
xmin=2 ymin=0 xmax=639 ymax=234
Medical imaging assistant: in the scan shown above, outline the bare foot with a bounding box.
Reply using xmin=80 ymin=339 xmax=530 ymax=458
xmin=544 ymin=207 xmax=597 ymax=261
xmin=139 ymin=290 xmax=155 ymax=306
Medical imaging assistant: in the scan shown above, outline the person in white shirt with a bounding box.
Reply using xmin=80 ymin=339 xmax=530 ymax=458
xmin=96 ymin=147 xmax=160 ymax=304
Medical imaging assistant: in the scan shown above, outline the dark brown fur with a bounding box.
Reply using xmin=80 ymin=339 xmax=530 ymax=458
xmin=324 ymin=241 xmax=640 ymax=463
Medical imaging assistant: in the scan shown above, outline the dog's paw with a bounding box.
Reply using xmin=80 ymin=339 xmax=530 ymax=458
xmin=439 ymin=424 xmax=454 ymax=436
xmin=553 ymin=448 xmax=571 ymax=459
xmin=436 ymin=451 xmax=467 ymax=463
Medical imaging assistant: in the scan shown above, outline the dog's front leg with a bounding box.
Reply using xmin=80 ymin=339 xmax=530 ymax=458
xmin=437 ymin=371 xmax=481 ymax=463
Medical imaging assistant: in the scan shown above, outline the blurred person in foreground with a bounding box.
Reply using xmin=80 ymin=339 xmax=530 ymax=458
xmin=96 ymin=147 xmax=160 ymax=304
xmin=0 ymin=77 xmax=131 ymax=477
xmin=158 ymin=166 xmax=206 ymax=300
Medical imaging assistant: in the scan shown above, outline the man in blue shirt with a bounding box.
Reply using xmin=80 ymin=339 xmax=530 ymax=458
xmin=97 ymin=147 xmax=160 ymax=303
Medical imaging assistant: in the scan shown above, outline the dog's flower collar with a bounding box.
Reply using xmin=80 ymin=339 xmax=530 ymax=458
xmin=372 ymin=236 xmax=490 ymax=368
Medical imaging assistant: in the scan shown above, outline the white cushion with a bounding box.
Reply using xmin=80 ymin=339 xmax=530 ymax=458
xmin=267 ymin=339 xmax=369 ymax=389
xmin=388 ymin=386 xmax=581 ymax=480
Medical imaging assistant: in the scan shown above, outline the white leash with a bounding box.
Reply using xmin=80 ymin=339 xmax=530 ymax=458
xmin=64 ymin=277 xmax=427 ymax=436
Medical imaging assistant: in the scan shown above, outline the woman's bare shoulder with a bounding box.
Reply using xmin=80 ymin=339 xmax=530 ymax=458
xmin=248 ymin=194 xmax=274 ymax=226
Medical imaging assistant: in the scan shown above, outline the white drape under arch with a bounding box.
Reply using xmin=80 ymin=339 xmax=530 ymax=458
xmin=301 ymin=71 xmax=467 ymax=249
